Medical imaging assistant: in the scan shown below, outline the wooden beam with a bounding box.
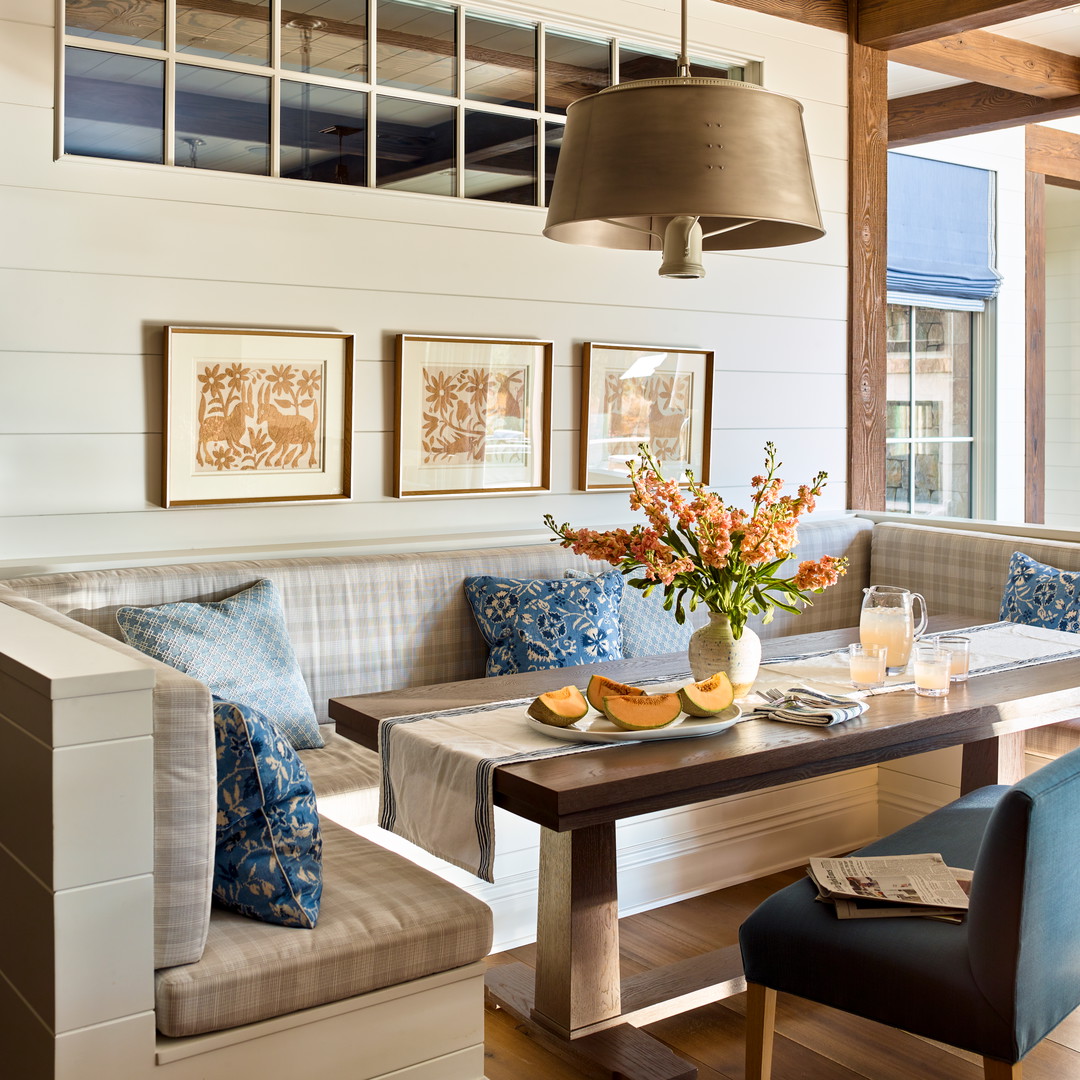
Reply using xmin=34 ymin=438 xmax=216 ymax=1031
xmin=1027 ymin=122 xmax=1080 ymax=186
xmin=888 ymin=81 xmax=1080 ymax=147
xmin=707 ymin=0 xmax=848 ymax=33
xmin=848 ymin=10 xmax=888 ymax=510
xmin=857 ymin=0 xmax=1076 ymax=51
xmin=890 ymin=29 xmax=1080 ymax=99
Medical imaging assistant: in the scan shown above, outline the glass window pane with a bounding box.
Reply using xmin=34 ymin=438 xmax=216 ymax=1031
xmin=465 ymin=110 xmax=534 ymax=204
xmin=66 ymin=0 xmax=164 ymax=48
xmin=282 ymin=2 xmax=367 ymax=81
xmin=914 ymin=441 xmax=971 ymax=517
xmin=689 ymin=55 xmax=740 ymax=80
xmin=175 ymin=65 xmax=270 ymax=175
xmin=544 ymin=121 xmax=563 ymax=204
xmin=465 ymin=15 xmax=535 ymax=108
xmin=64 ymin=47 xmax=164 ymax=164
xmin=177 ymin=0 xmax=270 ymax=66
xmin=377 ymin=0 xmax=455 ymax=96
xmin=282 ymin=82 xmax=367 ymax=185
xmin=885 ymin=444 xmax=910 ymax=513
xmin=545 ymin=30 xmax=609 ymax=115
xmin=376 ymin=95 xmax=455 ymax=195
xmin=886 ymin=304 xmax=912 ymax=440
xmin=913 ymin=308 xmax=972 ymax=438
xmin=619 ymin=44 xmax=677 ymax=82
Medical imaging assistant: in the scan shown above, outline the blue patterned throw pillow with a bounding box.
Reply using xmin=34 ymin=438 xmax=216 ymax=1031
xmin=1000 ymin=551 xmax=1080 ymax=633
xmin=565 ymin=569 xmax=694 ymax=658
xmin=464 ymin=571 xmax=624 ymax=676
xmin=116 ymin=578 xmax=323 ymax=749
xmin=213 ymin=700 xmax=322 ymax=928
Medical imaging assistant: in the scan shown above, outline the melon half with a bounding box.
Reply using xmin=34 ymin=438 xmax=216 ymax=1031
xmin=527 ymin=685 xmax=589 ymax=727
xmin=677 ymin=672 xmax=735 ymax=717
xmin=586 ymin=674 xmax=645 ymax=713
xmin=601 ymin=692 xmax=682 ymax=731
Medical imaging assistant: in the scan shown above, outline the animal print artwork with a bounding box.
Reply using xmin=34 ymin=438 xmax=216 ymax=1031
xmin=194 ymin=361 xmax=324 ymax=473
xmin=602 ymin=371 xmax=693 ymax=464
xmin=420 ymin=364 xmax=529 ymax=466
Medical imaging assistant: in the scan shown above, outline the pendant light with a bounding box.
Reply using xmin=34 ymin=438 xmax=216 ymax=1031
xmin=543 ymin=0 xmax=824 ymax=278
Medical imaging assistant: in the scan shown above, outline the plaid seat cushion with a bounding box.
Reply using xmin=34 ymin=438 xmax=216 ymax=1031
xmin=154 ymin=821 xmax=493 ymax=1037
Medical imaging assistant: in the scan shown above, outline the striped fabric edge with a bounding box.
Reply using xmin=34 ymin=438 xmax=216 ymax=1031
xmin=378 ymin=670 xmax=693 ymax=882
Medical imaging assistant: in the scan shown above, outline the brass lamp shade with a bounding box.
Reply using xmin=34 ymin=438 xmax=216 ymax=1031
xmin=543 ymin=78 xmax=824 ymax=256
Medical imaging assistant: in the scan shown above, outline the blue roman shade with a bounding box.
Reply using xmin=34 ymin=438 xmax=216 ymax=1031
xmin=887 ymin=153 xmax=1001 ymax=303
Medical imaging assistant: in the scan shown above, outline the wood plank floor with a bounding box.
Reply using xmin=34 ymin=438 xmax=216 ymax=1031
xmin=483 ymin=869 xmax=1080 ymax=1080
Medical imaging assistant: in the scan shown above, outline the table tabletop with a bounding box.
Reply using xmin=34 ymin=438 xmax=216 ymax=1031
xmin=329 ymin=617 xmax=1080 ymax=1080
xmin=330 ymin=616 xmax=1080 ymax=832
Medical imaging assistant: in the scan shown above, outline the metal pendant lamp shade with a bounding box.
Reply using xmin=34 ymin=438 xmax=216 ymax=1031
xmin=543 ymin=77 xmax=824 ymax=277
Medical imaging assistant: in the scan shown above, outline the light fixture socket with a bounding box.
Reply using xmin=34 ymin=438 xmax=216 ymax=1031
xmin=659 ymin=216 xmax=705 ymax=278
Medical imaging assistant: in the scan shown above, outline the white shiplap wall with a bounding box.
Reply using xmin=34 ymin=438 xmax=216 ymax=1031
xmin=0 ymin=0 xmax=848 ymax=575
xmin=1045 ymin=183 xmax=1080 ymax=529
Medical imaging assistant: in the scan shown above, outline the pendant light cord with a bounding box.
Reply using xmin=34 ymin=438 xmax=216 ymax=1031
xmin=677 ymin=0 xmax=690 ymax=78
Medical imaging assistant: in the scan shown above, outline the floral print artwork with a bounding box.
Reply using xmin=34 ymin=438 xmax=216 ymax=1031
xmin=421 ymin=363 xmax=529 ymax=466
xmin=194 ymin=361 xmax=324 ymax=473
xmin=602 ymin=371 xmax=693 ymax=465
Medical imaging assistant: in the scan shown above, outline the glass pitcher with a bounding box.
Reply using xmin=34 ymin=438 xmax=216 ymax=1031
xmin=859 ymin=585 xmax=928 ymax=674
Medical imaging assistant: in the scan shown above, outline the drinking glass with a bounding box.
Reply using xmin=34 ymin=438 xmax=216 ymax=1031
xmin=913 ymin=644 xmax=951 ymax=698
xmin=939 ymin=635 xmax=971 ymax=682
xmin=848 ymin=643 xmax=887 ymax=689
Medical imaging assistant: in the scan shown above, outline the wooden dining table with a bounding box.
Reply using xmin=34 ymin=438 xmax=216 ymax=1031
xmin=329 ymin=618 xmax=1080 ymax=1080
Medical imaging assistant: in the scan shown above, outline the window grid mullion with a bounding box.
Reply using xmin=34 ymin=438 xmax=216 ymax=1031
xmin=456 ymin=5 xmax=466 ymax=198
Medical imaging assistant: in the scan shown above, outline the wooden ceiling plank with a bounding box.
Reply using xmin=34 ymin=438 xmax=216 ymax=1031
xmin=888 ymin=81 xmax=1080 ymax=146
xmin=890 ymin=29 xmax=1080 ymax=99
xmin=706 ymin=0 xmax=848 ymax=34
xmin=857 ymin=0 xmax=1077 ymax=51
xmin=1026 ymin=123 xmax=1080 ymax=183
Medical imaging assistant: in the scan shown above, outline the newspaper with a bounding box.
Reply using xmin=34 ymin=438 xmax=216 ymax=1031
xmin=828 ymin=869 xmax=973 ymax=920
xmin=807 ymin=853 xmax=971 ymax=912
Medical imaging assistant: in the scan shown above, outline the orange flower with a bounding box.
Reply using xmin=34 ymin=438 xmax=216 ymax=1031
xmin=543 ymin=442 xmax=847 ymax=639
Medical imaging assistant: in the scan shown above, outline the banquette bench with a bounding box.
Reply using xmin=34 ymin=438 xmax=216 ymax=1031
xmin=1 ymin=514 xmax=1078 ymax=1080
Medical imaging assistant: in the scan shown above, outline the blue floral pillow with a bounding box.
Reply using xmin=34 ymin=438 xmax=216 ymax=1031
xmin=565 ymin=569 xmax=694 ymax=658
xmin=117 ymin=578 xmax=323 ymax=749
xmin=213 ymin=701 xmax=322 ymax=928
xmin=1000 ymin=551 xmax=1080 ymax=633
xmin=464 ymin=571 xmax=624 ymax=676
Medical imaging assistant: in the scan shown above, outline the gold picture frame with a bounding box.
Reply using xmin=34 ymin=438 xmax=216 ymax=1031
xmin=162 ymin=326 xmax=353 ymax=507
xmin=394 ymin=334 xmax=552 ymax=498
xmin=579 ymin=342 xmax=714 ymax=491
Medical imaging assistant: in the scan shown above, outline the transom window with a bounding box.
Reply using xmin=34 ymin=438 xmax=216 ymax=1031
xmin=62 ymin=0 xmax=744 ymax=204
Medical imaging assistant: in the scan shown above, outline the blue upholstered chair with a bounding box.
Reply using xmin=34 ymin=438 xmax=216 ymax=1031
xmin=739 ymin=746 xmax=1080 ymax=1080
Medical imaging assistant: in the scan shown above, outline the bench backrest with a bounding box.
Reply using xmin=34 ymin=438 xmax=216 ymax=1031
xmin=870 ymin=523 xmax=1080 ymax=624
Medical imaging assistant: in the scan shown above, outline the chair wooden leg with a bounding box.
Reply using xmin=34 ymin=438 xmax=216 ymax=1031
xmin=745 ymin=982 xmax=777 ymax=1080
xmin=983 ymin=1057 xmax=1022 ymax=1080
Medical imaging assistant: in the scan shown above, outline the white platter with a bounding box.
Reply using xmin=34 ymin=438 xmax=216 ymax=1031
xmin=525 ymin=704 xmax=741 ymax=743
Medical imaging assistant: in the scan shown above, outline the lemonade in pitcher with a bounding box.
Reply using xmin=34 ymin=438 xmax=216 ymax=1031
xmin=859 ymin=585 xmax=927 ymax=674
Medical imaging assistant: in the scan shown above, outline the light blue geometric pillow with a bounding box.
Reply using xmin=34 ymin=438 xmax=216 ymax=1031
xmin=116 ymin=578 xmax=324 ymax=749
xmin=565 ymin=569 xmax=695 ymax=658
xmin=464 ymin=571 xmax=624 ymax=676
xmin=212 ymin=701 xmax=322 ymax=928
xmin=1000 ymin=551 xmax=1080 ymax=633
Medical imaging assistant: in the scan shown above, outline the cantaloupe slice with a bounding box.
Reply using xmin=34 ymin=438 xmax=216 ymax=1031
xmin=527 ymin=685 xmax=589 ymax=727
xmin=586 ymin=674 xmax=645 ymax=713
xmin=601 ymin=692 xmax=682 ymax=731
xmin=677 ymin=672 xmax=735 ymax=717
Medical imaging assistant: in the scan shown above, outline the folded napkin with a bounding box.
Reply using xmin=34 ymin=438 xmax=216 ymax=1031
xmin=751 ymin=687 xmax=869 ymax=727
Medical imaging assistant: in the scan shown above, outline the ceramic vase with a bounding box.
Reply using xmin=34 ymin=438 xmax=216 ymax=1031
xmin=688 ymin=612 xmax=761 ymax=696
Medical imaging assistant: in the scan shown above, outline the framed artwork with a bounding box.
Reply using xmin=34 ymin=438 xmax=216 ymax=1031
xmin=395 ymin=334 xmax=552 ymax=498
xmin=579 ymin=342 xmax=713 ymax=491
xmin=162 ymin=326 xmax=353 ymax=507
